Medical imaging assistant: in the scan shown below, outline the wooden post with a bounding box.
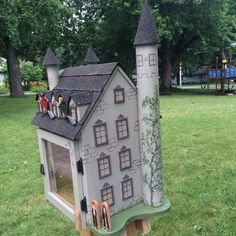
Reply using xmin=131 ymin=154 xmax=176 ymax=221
xmin=135 ymin=219 xmax=151 ymax=235
xmin=80 ymin=229 xmax=95 ymax=236
xmin=79 ymin=219 xmax=151 ymax=236
xmin=120 ymin=222 xmax=138 ymax=236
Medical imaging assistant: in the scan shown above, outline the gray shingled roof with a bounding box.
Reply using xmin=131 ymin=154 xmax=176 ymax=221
xmin=60 ymin=62 xmax=118 ymax=77
xmin=32 ymin=63 xmax=122 ymax=140
xmin=42 ymin=48 xmax=59 ymax=66
xmin=134 ymin=0 xmax=160 ymax=46
xmin=84 ymin=47 xmax=100 ymax=64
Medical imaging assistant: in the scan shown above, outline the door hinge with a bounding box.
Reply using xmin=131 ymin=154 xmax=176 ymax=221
xmin=40 ymin=164 xmax=45 ymax=175
xmin=80 ymin=196 xmax=87 ymax=213
xmin=77 ymin=159 xmax=84 ymax=175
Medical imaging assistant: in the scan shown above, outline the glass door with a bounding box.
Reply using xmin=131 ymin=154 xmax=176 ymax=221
xmin=45 ymin=141 xmax=75 ymax=207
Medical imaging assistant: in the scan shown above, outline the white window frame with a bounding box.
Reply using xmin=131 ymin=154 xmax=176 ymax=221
xmin=37 ymin=129 xmax=86 ymax=227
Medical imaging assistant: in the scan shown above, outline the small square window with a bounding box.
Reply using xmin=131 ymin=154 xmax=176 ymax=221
xmin=114 ymin=87 xmax=125 ymax=104
xmin=97 ymin=154 xmax=111 ymax=179
xmin=149 ymin=54 xmax=157 ymax=66
xmin=93 ymin=120 xmax=108 ymax=147
xmin=137 ymin=55 xmax=143 ymax=67
xmin=121 ymin=177 xmax=133 ymax=200
xmin=101 ymin=184 xmax=114 ymax=206
xmin=116 ymin=116 xmax=129 ymax=140
xmin=119 ymin=148 xmax=132 ymax=170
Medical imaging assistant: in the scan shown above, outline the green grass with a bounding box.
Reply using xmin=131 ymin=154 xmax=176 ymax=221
xmin=0 ymin=91 xmax=235 ymax=235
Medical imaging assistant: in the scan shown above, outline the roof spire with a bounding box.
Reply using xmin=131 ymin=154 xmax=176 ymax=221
xmin=134 ymin=0 xmax=160 ymax=46
xmin=42 ymin=48 xmax=59 ymax=66
xmin=84 ymin=46 xmax=100 ymax=64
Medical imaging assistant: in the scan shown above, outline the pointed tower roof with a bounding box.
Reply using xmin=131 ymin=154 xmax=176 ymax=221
xmin=84 ymin=47 xmax=100 ymax=64
xmin=42 ymin=48 xmax=59 ymax=66
xmin=134 ymin=0 xmax=160 ymax=46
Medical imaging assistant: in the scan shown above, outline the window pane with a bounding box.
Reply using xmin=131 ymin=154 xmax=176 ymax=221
xmin=45 ymin=141 xmax=74 ymax=206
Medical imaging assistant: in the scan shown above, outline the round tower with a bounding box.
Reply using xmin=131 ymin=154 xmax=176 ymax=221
xmin=42 ymin=48 xmax=59 ymax=90
xmin=134 ymin=0 xmax=164 ymax=207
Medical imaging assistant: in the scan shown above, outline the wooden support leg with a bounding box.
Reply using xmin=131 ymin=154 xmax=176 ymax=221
xmin=135 ymin=219 xmax=151 ymax=235
xmin=80 ymin=229 xmax=95 ymax=236
xmin=120 ymin=222 xmax=138 ymax=236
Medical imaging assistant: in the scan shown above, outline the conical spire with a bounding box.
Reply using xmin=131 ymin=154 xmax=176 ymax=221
xmin=134 ymin=0 xmax=160 ymax=46
xmin=42 ymin=48 xmax=59 ymax=66
xmin=84 ymin=47 xmax=100 ymax=64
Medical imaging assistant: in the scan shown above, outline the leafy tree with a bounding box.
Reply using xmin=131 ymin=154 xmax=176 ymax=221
xmin=65 ymin=0 xmax=236 ymax=91
xmin=0 ymin=0 xmax=66 ymax=97
xmin=58 ymin=0 xmax=140 ymax=72
xmin=151 ymin=0 xmax=236 ymax=91
xmin=20 ymin=60 xmax=43 ymax=82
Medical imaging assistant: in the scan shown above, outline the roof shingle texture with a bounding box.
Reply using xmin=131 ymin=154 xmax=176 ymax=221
xmin=134 ymin=0 xmax=160 ymax=46
xmin=42 ymin=48 xmax=59 ymax=66
xmin=32 ymin=63 xmax=119 ymax=140
xmin=84 ymin=47 xmax=100 ymax=64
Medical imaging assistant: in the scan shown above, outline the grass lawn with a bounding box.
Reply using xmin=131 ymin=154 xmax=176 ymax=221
xmin=0 ymin=91 xmax=235 ymax=235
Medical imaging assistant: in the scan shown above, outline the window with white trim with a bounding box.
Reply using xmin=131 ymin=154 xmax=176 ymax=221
xmin=116 ymin=115 xmax=129 ymax=140
xmin=114 ymin=86 xmax=125 ymax=104
xmin=93 ymin=120 xmax=108 ymax=146
xmin=121 ymin=176 xmax=133 ymax=200
xmin=101 ymin=183 xmax=114 ymax=206
xmin=97 ymin=153 xmax=111 ymax=179
xmin=119 ymin=147 xmax=132 ymax=170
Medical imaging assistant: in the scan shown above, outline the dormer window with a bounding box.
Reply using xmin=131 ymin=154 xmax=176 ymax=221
xmin=39 ymin=95 xmax=49 ymax=112
xmin=149 ymin=54 xmax=157 ymax=66
xmin=93 ymin=120 xmax=108 ymax=147
xmin=69 ymin=105 xmax=78 ymax=121
xmin=114 ymin=86 xmax=125 ymax=104
xmin=116 ymin=115 xmax=129 ymax=140
xmin=137 ymin=55 xmax=143 ymax=67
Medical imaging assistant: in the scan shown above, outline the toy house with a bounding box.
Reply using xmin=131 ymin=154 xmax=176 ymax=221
xmin=32 ymin=1 xmax=170 ymax=235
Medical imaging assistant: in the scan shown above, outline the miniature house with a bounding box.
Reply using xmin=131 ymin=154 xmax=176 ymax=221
xmin=33 ymin=1 xmax=170 ymax=235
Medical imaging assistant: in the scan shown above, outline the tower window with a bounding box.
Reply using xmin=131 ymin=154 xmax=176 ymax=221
xmin=149 ymin=54 xmax=157 ymax=66
xmin=101 ymin=183 xmax=114 ymax=206
xmin=97 ymin=153 xmax=112 ymax=179
xmin=121 ymin=176 xmax=133 ymax=200
xmin=114 ymin=86 xmax=125 ymax=104
xmin=119 ymin=146 xmax=132 ymax=170
xmin=116 ymin=115 xmax=129 ymax=140
xmin=137 ymin=55 xmax=143 ymax=67
xmin=93 ymin=120 xmax=108 ymax=147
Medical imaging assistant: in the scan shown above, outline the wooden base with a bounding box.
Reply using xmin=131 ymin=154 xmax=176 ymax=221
xmin=135 ymin=219 xmax=151 ymax=234
xmin=80 ymin=229 xmax=95 ymax=236
xmin=79 ymin=219 xmax=151 ymax=236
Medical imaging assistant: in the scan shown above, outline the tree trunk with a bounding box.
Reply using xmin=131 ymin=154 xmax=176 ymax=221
xmin=5 ymin=37 xmax=24 ymax=97
xmin=160 ymin=40 xmax=173 ymax=93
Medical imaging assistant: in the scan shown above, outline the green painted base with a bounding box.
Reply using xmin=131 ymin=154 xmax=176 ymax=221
xmin=87 ymin=198 xmax=171 ymax=236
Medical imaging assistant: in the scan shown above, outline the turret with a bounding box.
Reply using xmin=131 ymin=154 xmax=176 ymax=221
xmin=84 ymin=46 xmax=100 ymax=64
xmin=42 ymin=48 xmax=59 ymax=90
xmin=134 ymin=0 xmax=164 ymax=207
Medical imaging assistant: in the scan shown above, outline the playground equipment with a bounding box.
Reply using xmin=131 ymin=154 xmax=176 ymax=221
xmin=208 ymin=61 xmax=236 ymax=93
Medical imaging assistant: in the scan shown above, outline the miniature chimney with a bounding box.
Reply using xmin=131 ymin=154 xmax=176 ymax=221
xmin=42 ymin=48 xmax=59 ymax=90
xmin=134 ymin=0 xmax=164 ymax=207
xmin=84 ymin=46 xmax=100 ymax=64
